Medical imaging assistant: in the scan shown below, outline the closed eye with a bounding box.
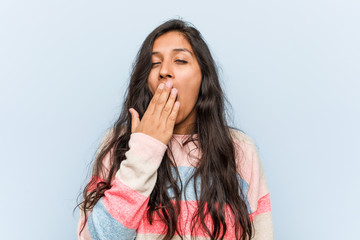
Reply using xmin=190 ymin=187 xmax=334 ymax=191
xmin=151 ymin=60 xmax=188 ymax=66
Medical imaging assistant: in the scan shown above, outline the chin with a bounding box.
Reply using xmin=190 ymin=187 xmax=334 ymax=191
xmin=174 ymin=113 xmax=182 ymax=125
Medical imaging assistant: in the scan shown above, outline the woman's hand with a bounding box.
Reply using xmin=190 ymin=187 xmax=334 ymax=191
xmin=128 ymin=80 xmax=180 ymax=145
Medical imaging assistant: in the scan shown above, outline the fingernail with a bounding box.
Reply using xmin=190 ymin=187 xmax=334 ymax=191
xmin=159 ymin=83 xmax=164 ymax=89
xmin=171 ymin=88 xmax=177 ymax=95
xmin=166 ymin=80 xmax=173 ymax=88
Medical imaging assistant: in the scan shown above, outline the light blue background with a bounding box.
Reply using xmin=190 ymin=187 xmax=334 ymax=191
xmin=1 ymin=0 xmax=359 ymax=239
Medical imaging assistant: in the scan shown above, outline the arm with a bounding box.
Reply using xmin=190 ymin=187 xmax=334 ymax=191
xmin=77 ymin=131 xmax=167 ymax=240
xmin=231 ymin=130 xmax=274 ymax=240
xmin=247 ymin=150 xmax=274 ymax=240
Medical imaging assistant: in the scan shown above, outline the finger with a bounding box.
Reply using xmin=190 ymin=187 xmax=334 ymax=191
xmin=129 ymin=108 xmax=140 ymax=133
xmin=147 ymin=83 xmax=165 ymax=114
xmin=154 ymin=80 xmax=173 ymax=117
xmin=160 ymin=87 xmax=177 ymax=119
xmin=166 ymin=101 xmax=180 ymax=128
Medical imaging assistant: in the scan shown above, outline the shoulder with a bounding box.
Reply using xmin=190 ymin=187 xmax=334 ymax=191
xmin=98 ymin=125 xmax=127 ymax=151
xmin=93 ymin=125 xmax=127 ymax=177
xmin=228 ymin=127 xmax=262 ymax=179
xmin=229 ymin=127 xmax=257 ymax=146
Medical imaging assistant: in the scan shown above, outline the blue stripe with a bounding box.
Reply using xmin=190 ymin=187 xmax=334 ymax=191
xmin=87 ymin=166 xmax=253 ymax=240
xmin=236 ymin=173 xmax=252 ymax=214
xmin=168 ymin=166 xmax=252 ymax=214
xmin=88 ymin=197 xmax=137 ymax=240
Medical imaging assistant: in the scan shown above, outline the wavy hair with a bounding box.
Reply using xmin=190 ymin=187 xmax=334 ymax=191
xmin=74 ymin=17 xmax=254 ymax=240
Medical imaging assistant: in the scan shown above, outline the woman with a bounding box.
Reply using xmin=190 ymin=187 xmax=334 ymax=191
xmin=75 ymin=18 xmax=274 ymax=240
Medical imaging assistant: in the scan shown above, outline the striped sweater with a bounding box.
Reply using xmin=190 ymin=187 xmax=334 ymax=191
xmin=77 ymin=128 xmax=274 ymax=239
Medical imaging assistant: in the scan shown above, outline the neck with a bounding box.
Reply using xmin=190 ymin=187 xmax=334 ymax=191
xmin=173 ymin=124 xmax=196 ymax=135
xmin=173 ymin=106 xmax=197 ymax=135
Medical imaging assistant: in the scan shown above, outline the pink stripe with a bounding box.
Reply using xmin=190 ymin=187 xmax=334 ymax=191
xmin=102 ymin=177 xmax=149 ymax=229
xmin=136 ymin=200 xmax=243 ymax=239
xmin=249 ymin=193 xmax=272 ymax=221
xmin=86 ymin=148 xmax=115 ymax=193
xmin=86 ymin=175 xmax=106 ymax=193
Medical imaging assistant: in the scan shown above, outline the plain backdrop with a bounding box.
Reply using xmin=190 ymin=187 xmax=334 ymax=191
xmin=0 ymin=0 xmax=359 ymax=239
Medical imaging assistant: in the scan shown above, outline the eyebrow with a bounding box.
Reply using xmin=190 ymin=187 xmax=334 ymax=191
xmin=152 ymin=48 xmax=193 ymax=57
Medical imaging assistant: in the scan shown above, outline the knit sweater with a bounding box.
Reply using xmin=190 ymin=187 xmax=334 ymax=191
xmin=77 ymin=128 xmax=274 ymax=239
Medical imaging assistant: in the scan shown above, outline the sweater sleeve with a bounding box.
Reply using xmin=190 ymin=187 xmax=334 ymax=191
xmin=77 ymin=131 xmax=168 ymax=240
xmin=231 ymin=129 xmax=274 ymax=240
xmin=248 ymin=149 xmax=274 ymax=240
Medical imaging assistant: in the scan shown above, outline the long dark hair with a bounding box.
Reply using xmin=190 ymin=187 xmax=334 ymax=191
xmin=74 ymin=17 xmax=254 ymax=240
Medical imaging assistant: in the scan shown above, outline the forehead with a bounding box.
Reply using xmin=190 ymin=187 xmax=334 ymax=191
xmin=152 ymin=31 xmax=194 ymax=56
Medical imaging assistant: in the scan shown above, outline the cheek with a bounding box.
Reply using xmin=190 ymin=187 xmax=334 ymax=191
xmin=175 ymin=82 xmax=199 ymax=104
xmin=147 ymin=79 xmax=157 ymax=95
xmin=174 ymin=89 xmax=197 ymax=113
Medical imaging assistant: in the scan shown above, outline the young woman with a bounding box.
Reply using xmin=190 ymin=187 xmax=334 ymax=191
xmin=75 ymin=18 xmax=274 ymax=240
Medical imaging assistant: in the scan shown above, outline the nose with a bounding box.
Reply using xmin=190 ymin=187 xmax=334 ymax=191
xmin=159 ymin=60 xmax=173 ymax=80
xmin=160 ymin=73 xmax=172 ymax=79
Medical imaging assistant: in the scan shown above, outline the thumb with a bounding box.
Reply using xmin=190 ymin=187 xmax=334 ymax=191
xmin=129 ymin=108 xmax=140 ymax=133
